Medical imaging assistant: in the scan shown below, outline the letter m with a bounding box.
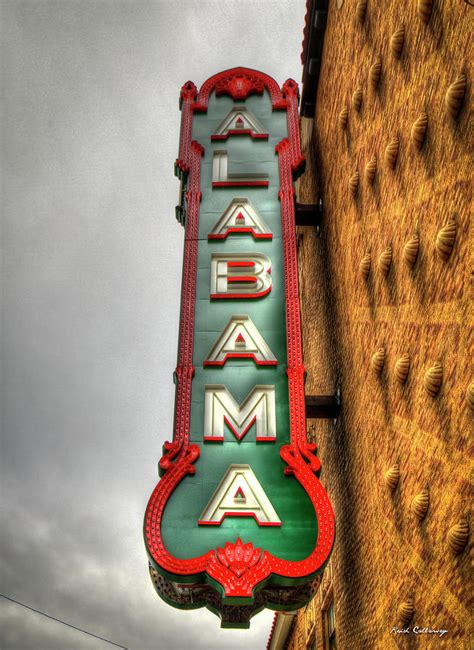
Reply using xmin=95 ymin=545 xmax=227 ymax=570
xmin=204 ymin=385 xmax=276 ymax=442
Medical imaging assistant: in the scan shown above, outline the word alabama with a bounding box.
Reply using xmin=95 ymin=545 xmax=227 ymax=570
xmin=144 ymin=68 xmax=334 ymax=628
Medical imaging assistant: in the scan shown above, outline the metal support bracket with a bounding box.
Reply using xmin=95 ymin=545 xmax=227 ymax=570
xmin=295 ymin=199 xmax=323 ymax=232
xmin=305 ymin=387 xmax=341 ymax=421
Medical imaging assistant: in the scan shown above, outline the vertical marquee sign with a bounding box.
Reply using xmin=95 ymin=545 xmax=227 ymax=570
xmin=144 ymin=68 xmax=335 ymax=627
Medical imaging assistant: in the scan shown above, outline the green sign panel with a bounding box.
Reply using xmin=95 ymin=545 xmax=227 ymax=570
xmin=144 ymin=68 xmax=334 ymax=628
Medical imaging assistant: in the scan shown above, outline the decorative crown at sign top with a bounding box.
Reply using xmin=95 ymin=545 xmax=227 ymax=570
xmin=216 ymin=538 xmax=262 ymax=578
xmin=215 ymin=74 xmax=265 ymax=101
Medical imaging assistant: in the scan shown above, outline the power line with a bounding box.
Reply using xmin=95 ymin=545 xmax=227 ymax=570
xmin=0 ymin=594 xmax=129 ymax=649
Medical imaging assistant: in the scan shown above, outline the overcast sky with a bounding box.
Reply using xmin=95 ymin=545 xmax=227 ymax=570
xmin=1 ymin=1 xmax=307 ymax=648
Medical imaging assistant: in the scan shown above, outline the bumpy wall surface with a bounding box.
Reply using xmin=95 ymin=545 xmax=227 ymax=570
xmin=286 ymin=0 xmax=472 ymax=648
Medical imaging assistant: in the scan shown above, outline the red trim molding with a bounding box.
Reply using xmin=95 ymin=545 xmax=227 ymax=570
xmin=175 ymin=81 xmax=198 ymax=176
xmin=192 ymin=67 xmax=288 ymax=112
xmin=227 ymin=261 xmax=256 ymax=268
xmin=203 ymin=354 xmax=278 ymax=367
xmin=210 ymin=286 xmax=272 ymax=300
xmin=211 ymin=131 xmax=269 ymax=141
xmin=267 ymin=612 xmax=279 ymax=650
xmin=198 ymin=513 xmax=281 ymax=527
xmin=212 ymin=181 xmax=269 ymax=188
xmin=281 ymin=79 xmax=305 ymax=175
xmin=223 ymin=414 xmax=256 ymax=441
xmin=208 ymin=229 xmax=273 ymax=240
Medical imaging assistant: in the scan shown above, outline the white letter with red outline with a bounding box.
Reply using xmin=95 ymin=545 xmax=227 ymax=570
xmin=210 ymin=252 xmax=272 ymax=299
xmin=211 ymin=106 xmax=268 ymax=141
xmin=204 ymin=385 xmax=276 ymax=442
xmin=208 ymin=199 xmax=272 ymax=240
xmin=204 ymin=315 xmax=277 ymax=366
xmin=198 ymin=464 xmax=281 ymax=526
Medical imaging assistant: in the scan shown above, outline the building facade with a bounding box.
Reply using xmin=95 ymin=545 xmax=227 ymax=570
xmin=269 ymin=0 xmax=472 ymax=647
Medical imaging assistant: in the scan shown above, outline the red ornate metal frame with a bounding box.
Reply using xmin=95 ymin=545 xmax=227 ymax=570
xmin=145 ymin=67 xmax=334 ymax=601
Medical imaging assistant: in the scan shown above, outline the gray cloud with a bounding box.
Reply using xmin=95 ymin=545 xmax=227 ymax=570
xmin=1 ymin=505 xmax=274 ymax=649
xmin=1 ymin=1 xmax=306 ymax=647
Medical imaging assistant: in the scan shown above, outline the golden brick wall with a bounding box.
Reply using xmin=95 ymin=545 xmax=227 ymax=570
xmin=290 ymin=0 xmax=472 ymax=648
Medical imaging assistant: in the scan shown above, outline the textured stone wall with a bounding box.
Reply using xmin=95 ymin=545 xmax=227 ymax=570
xmin=289 ymin=0 xmax=472 ymax=648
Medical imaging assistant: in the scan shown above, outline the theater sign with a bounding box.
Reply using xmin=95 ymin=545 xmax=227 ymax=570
xmin=144 ymin=68 xmax=334 ymax=627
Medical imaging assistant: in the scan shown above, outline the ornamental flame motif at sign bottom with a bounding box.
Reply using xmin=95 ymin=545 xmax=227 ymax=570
xmin=217 ymin=539 xmax=261 ymax=578
xmin=144 ymin=67 xmax=334 ymax=628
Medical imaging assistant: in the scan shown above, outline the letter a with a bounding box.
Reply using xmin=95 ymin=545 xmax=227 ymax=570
xmin=211 ymin=106 xmax=268 ymax=141
xmin=208 ymin=198 xmax=272 ymax=240
xmin=198 ymin=464 xmax=281 ymax=526
xmin=204 ymin=315 xmax=277 ymax=366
